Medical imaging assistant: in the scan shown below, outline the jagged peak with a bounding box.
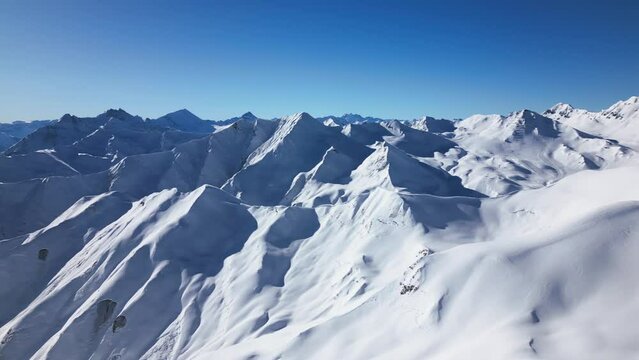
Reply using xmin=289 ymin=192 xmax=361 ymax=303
xmin=100 ymin=108 xmax=133 ymax=120
xmin=59 ymin=113 xmax=76 ymax=122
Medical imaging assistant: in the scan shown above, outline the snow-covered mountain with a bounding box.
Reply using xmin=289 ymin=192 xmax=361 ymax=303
xmin=319 ymin=114 xmax=456 ymax=134
xmin=1 ymin=98 xmax=639 ymax=360
xmin=544 ymin=96 xmax=639 ymax=148
xmin=439 ymin=109 xmax=633 ymax=196
xmin=0 ymin=109 xmax=211 ymax=183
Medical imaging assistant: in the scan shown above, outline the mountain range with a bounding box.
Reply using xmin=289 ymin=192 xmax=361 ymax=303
xmin=1 ymin=97 xmax=638 ymax=359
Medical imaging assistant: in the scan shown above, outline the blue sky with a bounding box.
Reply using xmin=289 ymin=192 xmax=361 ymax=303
xmin=0 ymin=0 xmax=638 ymax=122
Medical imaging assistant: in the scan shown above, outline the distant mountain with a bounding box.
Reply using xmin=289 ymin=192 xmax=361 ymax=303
xmin=319 ymin=113 xmax=456 ymax=134
xmin=0 ymin=119 xmax=52 ymax=152
xmin=147 ymin=109 xmax=215 ymax=133
xmin=409 ymin=116 xmax=456 ymax=133
xmin=213 ymin=111 xmax=260 ymax=126
xmin=317 ymin=113 xmax=393 ymax=125
xmin=0 ymin=109 xmax=210 ymax=182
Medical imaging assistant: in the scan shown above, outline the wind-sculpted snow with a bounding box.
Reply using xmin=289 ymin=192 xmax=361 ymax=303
xmin=1 ymin=98 xmax=639 ymax=359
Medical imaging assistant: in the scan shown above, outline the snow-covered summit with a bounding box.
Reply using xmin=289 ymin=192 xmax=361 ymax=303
xmin=545 ymin=102 xmax=576 ymax=117
xmin=544 ymin=95 xmax=639 ymax=148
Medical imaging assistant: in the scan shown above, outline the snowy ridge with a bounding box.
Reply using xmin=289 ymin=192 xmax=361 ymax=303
xmin=444 ymin=109 xmax=633 ymax=196
xmin=1 ymin=97 xmax=639 ymax=359
xmin=544 ymin=95 xmax=639 ymax=148
xmin=0 ymin=109 xmax=210 ymax=183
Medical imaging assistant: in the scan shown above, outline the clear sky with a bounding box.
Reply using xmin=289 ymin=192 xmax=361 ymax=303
xmin=1 ymin=0 xmax=638 ymax=122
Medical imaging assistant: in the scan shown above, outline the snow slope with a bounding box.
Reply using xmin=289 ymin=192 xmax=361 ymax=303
xmin=440 ymin=109 xmax=634 ymax=196
xmin=544 ymin=96 xmax=639 ymax=149
xmin=1 ymin=98 xmax=639 ymax=360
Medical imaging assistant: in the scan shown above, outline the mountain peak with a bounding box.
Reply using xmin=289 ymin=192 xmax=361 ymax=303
xmin=342 ymin=113 xmax=366 ymax=122
xmin=515 ymin=109 xmax=537 ymax=117
xmin=59 ymin=113 xmax=76 ymax=122
xmin=159 ymin=109 xmax=201 ymax=121
xmin=100 ymin=108 xmax=133 ymax=120
xmin=505 ymin=109 xmax=559 ymax=139
xmin=283 ymin=112 xmax=316 ymax=123
xmin=545 ymin=103 xmax=575 ymax=117
xmin=149 ymin=109 xmax=213 ymax=132
xmin=240 ymin=112 xmax=257 ymax=120
xmin=603 ymin=96 xmax=639 ymax=119
xmin=172 ymin=108 xmax=196 ymax=116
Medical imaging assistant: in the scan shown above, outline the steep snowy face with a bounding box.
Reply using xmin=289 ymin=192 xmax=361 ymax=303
xmin=349 ymin=142 xmax=479 ymax=197
xmin=1 ymin=98 xmax=639 ymax=360
xmin=282 ymin=142 xmax=480 ymax=208
xmin=544 ymin=96 xmax=639 ymax=149
xmin=223 ymin=113 xmax=371 ymax=205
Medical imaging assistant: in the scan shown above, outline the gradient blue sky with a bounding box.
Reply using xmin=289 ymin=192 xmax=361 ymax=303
xmin=1 ymin=0 xmax=638 ymax=122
